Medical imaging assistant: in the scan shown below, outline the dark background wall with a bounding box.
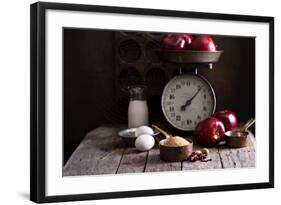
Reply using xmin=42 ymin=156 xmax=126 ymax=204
xmin=63 ymin=29 xmax=255 ymax=164
xmin=63 ymin=29 xmax=116 ymax=164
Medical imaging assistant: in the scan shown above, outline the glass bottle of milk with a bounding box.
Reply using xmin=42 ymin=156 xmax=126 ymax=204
xmin=128 ymin=85 xmax=149 ymax=128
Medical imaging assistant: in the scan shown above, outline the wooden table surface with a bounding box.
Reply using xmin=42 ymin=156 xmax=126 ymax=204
xmin=63 ymin=125 xmax=255 ymax=176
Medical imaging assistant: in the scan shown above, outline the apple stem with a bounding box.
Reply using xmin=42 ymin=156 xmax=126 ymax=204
xmin=215 ymin=129 xmax=220 ymax=136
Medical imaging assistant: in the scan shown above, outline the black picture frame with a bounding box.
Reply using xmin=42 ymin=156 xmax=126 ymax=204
xmin=30 ymin=2 xmax=274 ymax=203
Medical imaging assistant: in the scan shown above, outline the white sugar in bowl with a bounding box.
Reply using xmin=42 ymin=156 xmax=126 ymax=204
xmin=135 ymin=134 xmax=155 ymax=151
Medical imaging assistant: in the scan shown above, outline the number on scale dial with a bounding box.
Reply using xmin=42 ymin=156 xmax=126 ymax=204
xmin=161 ymin=74 xmax=216 ymax=131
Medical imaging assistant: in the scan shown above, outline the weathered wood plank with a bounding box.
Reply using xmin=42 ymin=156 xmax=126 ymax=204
xmin=117 ymin=148 xmax=147 ymax=174
xmin=218 ymin=132 xmax=255 ymax=168
xmin=63 ymin=125 xmax=124 ymax=176
xmin=145 ymin=148 xmax=181 ymax=172
xmin=63 ymin=125 xmax=256 ymax=176
xmin=247 ymin=131 xmax=256 ymax=150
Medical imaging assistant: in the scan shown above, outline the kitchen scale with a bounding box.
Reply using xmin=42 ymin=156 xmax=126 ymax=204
xmin=159 ymin=50 xmax=223 ymax=131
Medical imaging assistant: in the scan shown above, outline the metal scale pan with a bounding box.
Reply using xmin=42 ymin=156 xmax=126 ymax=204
xmin=158 ymin=50 xmax=223 ymax=64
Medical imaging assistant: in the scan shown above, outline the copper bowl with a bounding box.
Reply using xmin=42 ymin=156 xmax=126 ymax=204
xmin=225 ymin=130 xmax=249 ymax=148
xmin=159 ymin=138 xmax=193 ymax=162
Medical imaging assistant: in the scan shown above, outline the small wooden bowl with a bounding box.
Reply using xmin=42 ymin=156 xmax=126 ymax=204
xmin=225 ymin=130 xmax=249 ymax=148
xmin=159 ymin=138 xmax=193 ymax=162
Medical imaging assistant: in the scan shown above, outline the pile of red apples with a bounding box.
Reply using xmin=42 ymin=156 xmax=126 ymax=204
xmin=195 ymin=111 xmax=238 ymax=147
xmin=161 ymin=34 xmax=217 ymax=51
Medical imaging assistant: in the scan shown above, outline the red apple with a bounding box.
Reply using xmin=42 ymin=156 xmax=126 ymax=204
xmin=190 ymin=35 xmax=217 ymax=51
xmin=212 ymin=110 xmax=237 ymax=131
xmin=161 ymin=34 xmax=186 ymax=50
xmin=194 ymin=117 xmax=225 ymax=147
xmin=182 ymin=34 xmax=193 ymax=49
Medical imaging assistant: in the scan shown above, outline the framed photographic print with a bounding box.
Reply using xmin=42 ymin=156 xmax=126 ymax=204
xmin=30 ymin=2 xmax=274 ymax=203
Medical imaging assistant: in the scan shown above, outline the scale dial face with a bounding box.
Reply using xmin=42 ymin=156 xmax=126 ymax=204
xmin=161 ymin=74 xmax=216 ymax=131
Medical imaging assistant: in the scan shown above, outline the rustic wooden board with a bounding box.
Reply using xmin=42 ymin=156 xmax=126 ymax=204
xmin=63 ymin=125 xmax=125 ymax=176
xmin=63 ymin=125 xmax=256 ymax=176
xmin=117 ymin=148 xmax=147 ymax=174
xmin=145 ymin=148 xmax=181 ymax=172
xmin=246 ymin=134 xmax=256 ymax=167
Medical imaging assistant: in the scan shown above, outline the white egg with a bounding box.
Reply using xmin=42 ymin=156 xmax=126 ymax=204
xmin=135 ymin=134 xmax=155 ymax=151
xmin=135 ymin=126 xmax=154 ymax=137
